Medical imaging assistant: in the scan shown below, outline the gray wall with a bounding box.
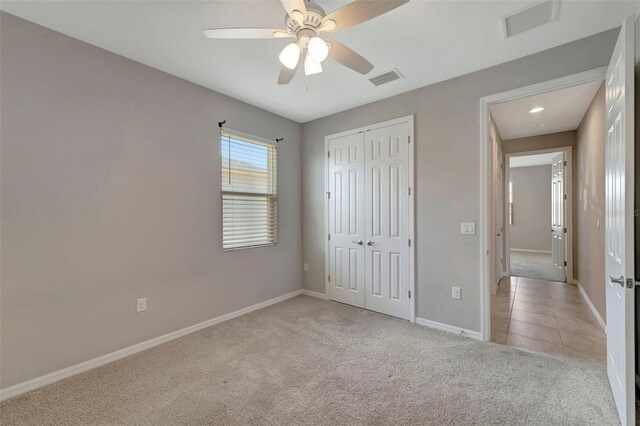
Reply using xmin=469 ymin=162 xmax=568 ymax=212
xmin=301 ymin=29 xmax=619 ymax=331
xmin=503 ymin=131 xmax=576 ymax=155
xmin=0 ymin=13 xmax=302 ymax=389
xmin=509 ymin=166 xmax=552 ymax=252
xmin=575 ymin=85 xmax=606 ymax=318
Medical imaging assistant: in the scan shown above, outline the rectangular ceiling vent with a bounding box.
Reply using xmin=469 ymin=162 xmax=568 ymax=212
xmin=369 ymin=68 xmax=404 ymax=86
xmin=501 ymin=0 xmax=559 ymax=39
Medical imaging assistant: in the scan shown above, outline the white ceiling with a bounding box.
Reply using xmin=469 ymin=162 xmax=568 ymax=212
xmin=510 ymin=152 xmax=560 ymax=168
xmin=2 ymin=1 xmax=638 ymax=123
xmin=490 ymin=80 xmax=602 ymax=140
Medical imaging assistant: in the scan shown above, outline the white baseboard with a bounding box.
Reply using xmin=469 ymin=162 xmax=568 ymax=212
xmin=510 ymin=248 xmax=552 ymax=254
xmin=301 ymin=289 xmax=328 ymax=299
xmin=575 ymin=281 xmax=606 ymax=333
xmin=0 ymin=289 xmax=303 ymax=402
xmin=415 ymin=317 xmax=483 ymax=341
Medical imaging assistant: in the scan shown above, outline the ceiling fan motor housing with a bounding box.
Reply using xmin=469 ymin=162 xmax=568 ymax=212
xmin=285 ymin=2 xmax=326 ymax=36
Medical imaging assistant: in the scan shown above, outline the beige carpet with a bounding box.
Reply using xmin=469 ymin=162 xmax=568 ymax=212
xmin=1 ymin=295 xmax=618 ymax=425
xmin=510 ymin=250 xmax=566 ymax=282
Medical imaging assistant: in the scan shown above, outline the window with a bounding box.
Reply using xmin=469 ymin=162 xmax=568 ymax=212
xmin=221 ymin=130 xmax=277 ymax=251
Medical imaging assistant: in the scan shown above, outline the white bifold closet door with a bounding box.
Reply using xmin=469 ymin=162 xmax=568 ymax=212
xmin=328 ymin=132 xmax=366 ymax=308
xmin=328 ymin=122 xmax=411 ymax=320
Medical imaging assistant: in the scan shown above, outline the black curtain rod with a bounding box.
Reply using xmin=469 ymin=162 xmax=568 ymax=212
xmin=218 ymin=119 xmax=283 ymax=144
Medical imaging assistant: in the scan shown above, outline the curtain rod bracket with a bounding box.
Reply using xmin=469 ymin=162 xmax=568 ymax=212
xmin=275 ymin=138 xmax=283 ymax=144
xmin=218 ymin=120 xmax=226 ymax=128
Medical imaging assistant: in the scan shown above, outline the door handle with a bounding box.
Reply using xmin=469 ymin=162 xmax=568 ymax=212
xmin=352 ymin=240 xmax=363 ymax=246
xmin=609 ymin=275 xmax=625 ymax=287
xmin=367 ymin=240 xmax=375 ymax=246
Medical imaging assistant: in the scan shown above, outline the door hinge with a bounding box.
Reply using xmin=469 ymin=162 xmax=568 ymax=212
xmin=328 ymin=234 xmax=331 ymax=241
xmin=327 ymin=192 xmax=331 ymax=199
xmin=564 ymin=227 xmax=567 ymax=233
xmin=408 ymin=187 xmax=411 ymax=196
xmin=408 ymin=290 xmax=412 ymax=299
xmin=328 ymin=275 xmax=330 ymax=282
xmin=563 ymin=160 xmax=567 ymax=166
xmin=328 ymin=150 xmax=330 ymax=158
xmin=408 ymin=136 xmax=411 ymax=144
xmin=627 ymin=278 xmax=634 ymax=288
xmin=408 ymin=239 xmax=412 ymax=247
xmin=564 ymin=261 xmax=567 ymax=267
xmin=564 ymin=194 xmax=567 ymax=200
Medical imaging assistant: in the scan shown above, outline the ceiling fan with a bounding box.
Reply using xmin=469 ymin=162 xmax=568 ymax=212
xmin=203 ymin=0 xmax=409 ymax=85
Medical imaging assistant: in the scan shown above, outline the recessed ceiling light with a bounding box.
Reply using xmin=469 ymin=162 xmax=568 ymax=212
xmin=529 ymin=107 xmax=545 ymax=113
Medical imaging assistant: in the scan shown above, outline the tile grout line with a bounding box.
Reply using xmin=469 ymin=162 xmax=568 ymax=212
xmin=504 ymin=277 xmax=516 ymax=337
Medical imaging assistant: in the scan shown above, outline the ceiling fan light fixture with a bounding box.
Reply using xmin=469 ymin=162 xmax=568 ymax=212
xmin=304 ymin=53 xmax=322 ymax=76
xmin=308 ymin=37 xmax=329 ymax=62
xmin=279 ymin=43 xmax=301 ymax=69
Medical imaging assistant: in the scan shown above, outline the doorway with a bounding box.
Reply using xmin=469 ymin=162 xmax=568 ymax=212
xmin=324 ymin=115 xmax=415 ymax=321
xmin=505 ymin=148 xmax=572 ymax=283
xmin=480 ymin=69 xmax=610 ymax=367
xmin=481 ymin=68 xmax=606 ymax=341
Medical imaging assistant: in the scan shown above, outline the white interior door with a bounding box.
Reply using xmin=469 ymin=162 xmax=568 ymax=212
xmin=328 ymin=132 xmax=366 ymax=308
xmin=551 ymin=152 xmax=567 ymax=281
xmin=363 ymin=123 xmax=411 ymax=320
xmin=605 ymin=14 xmax=635 ymax=426
xmin=495 ymin=142 xmax=504 ymax=286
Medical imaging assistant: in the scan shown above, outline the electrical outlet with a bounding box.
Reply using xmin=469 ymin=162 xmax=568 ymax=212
xmin=303 ymin=263 xmax=309 ymax=272
xmin=136 ymin=297 xmax=147 ymax=313
xmin=451 ymin=287 xmax=461 ymax=300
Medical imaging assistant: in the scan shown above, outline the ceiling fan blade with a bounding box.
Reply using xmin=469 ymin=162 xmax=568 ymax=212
xmin=280 ymin=0 xmax=307 ymax=26
xmin=278 ymin=48 xmax=306 ymax=85
xmin=202 ymin=28 xmax=292 ymax=39
xmin=327 ymin=40 xmax=374 ymax=75
xmin=322 ymin=0 xmax=409 ymax=32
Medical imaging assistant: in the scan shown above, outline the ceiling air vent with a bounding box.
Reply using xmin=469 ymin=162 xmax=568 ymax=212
xmin=501 ymin=0 xmax=559 ymax=39
xmin=369 ymin=68 xmax=404 ymax=86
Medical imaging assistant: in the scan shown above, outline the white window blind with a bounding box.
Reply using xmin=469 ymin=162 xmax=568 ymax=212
xmin=221 ymin=130 xmax=277 ymax=251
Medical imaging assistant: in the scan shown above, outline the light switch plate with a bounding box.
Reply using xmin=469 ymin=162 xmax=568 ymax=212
xmin=461 ymin=223 xmax=476 ymax=235
xmin=136 ymin=297 xmax=147 ymax=313
xmin=452 ymin=287 xmax=461 ymax=300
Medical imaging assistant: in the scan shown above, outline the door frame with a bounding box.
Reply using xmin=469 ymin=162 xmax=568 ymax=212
xmin=490 ymin=129 xmax=505 ymax=295
xmin=479 ymin=67 xmax=606 ymax=341
xmin=504 ymin=146 xmax=574 ymax=283
xmin=324 ymin=115 xmax=416 ymax=322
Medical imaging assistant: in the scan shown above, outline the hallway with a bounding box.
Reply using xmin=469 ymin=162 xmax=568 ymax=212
xmin=491 ymin=276 xmax=605 ymax=369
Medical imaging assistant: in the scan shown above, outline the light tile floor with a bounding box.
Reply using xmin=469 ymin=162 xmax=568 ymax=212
xmin=491 ymin=276 xmax=606 ymax=369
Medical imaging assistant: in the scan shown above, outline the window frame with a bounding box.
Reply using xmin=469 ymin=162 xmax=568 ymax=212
xmin=220 ymin=128 xmax=278 ymax=252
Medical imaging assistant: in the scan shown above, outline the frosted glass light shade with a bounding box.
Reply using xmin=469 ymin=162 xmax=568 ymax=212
xmin=304 ymin=53 xmax=322 ymax=76
xmin=279 ymin=43 xmax=301 ymax=69
xmin=308 ymin=37 xmax=329 ymax=62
